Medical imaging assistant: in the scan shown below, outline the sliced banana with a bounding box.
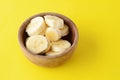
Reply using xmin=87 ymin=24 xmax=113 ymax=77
xmin=60 ymin=24 xmax=69 ymax=37
xmin=26 ymin=35 xmax=49 ymax=54
xmin=44 ymin=15 xmax=64 ymax=29
xmin=43 ymin=40 xmax=51 ymax=53
xmin=25 ymin=15 xmax=71 ymax=56
xmin=26 ymin=17 xmax=47 ymax=36
xmin=46 ymin=51 xmax=63 ymax=56
xmin=45 ymin=28 xmax=61 ymax=41
xmin=51 ymin=39 xmax=71 ymax=52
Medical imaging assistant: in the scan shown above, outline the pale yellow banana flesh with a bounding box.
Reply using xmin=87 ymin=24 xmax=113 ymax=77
xmin=26 ymin=17 xmax=47 ymax=36
xmin=60 ymin=24 xmax=69 ymax=37
xmin=44 ymin=15 xmax=64 ymax=29
xmin=25 ymin=15 xmax=71 ymax=56
xmin=51 ymin=39 xmax=71 ymax=52
xmin=43 ymin=40 xmax=51 ymax=53
xmin=26 ymin=35 xmax=49 ymax=54
xmin=46 ymin=51 xmax=63 ymax=56
xmin=46 ymin=39 xmax=71 ymax=56
xmin=45 ymin=28 xmax=61 ymax=41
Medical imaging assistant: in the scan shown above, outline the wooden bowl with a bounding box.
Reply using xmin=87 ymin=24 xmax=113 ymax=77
xmin=18 ymin=12 xmax=78 ymax=67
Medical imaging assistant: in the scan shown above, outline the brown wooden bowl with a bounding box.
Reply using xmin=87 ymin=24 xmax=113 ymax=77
xmin=18 ymin=12 xmax=78 ymax=67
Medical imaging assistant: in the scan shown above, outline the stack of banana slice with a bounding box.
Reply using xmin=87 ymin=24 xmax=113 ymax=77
xmin=26 ymin=15 xmax=71 ymax=56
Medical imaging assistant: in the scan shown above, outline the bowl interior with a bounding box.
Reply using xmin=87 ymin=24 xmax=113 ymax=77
xmin=19 ymin=12 xmax=78 ymax=57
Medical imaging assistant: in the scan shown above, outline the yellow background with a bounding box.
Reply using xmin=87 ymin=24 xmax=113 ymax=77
xmin=0 ymin=0 xmax=120 ymax=80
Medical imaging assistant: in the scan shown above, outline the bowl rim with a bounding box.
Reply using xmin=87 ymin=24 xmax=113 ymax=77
xmin=18 ymin=12 xmax=79 ymax=59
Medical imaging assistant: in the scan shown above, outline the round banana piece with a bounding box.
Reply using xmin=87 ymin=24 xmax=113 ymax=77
xmin=26 ymin=35 xmax=49 ymax=54
xmin=43 ymin=40 xmax=51 ymax=53
xmin=26 ymin=17 xmax=46 ymax=36
xmin=51 ymin=39 xmax=71 ymax=52
xmin=60 ymin=24 xmax=69 ymax=37
xmin=44 ymin=15 xmax=64 ymax=29
xmin=45 ymin=28 xmax=61 ymax=41
xmin=46 ymin=51 xmax=63 ymax=56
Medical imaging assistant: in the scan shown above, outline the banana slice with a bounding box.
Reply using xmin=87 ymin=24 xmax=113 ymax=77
xmin=26 ymin=17 xmax=47 ymax=36
xmin=60 ymin=24 xmax=69 ymax=37
xmin=45 ymin=28 xmax=61 ymax=41
xmin=26 ymin=35 xmax=49 ymax=54
xmin=44 ymin=15 xmax=64 ymax=29
xmin=43 ymin=40 xmax=51 ymax=53
xmin=51 ymin=39 xmax=71 ymax=52
xmin=46 ymin=51 xmax=63 ymax=56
